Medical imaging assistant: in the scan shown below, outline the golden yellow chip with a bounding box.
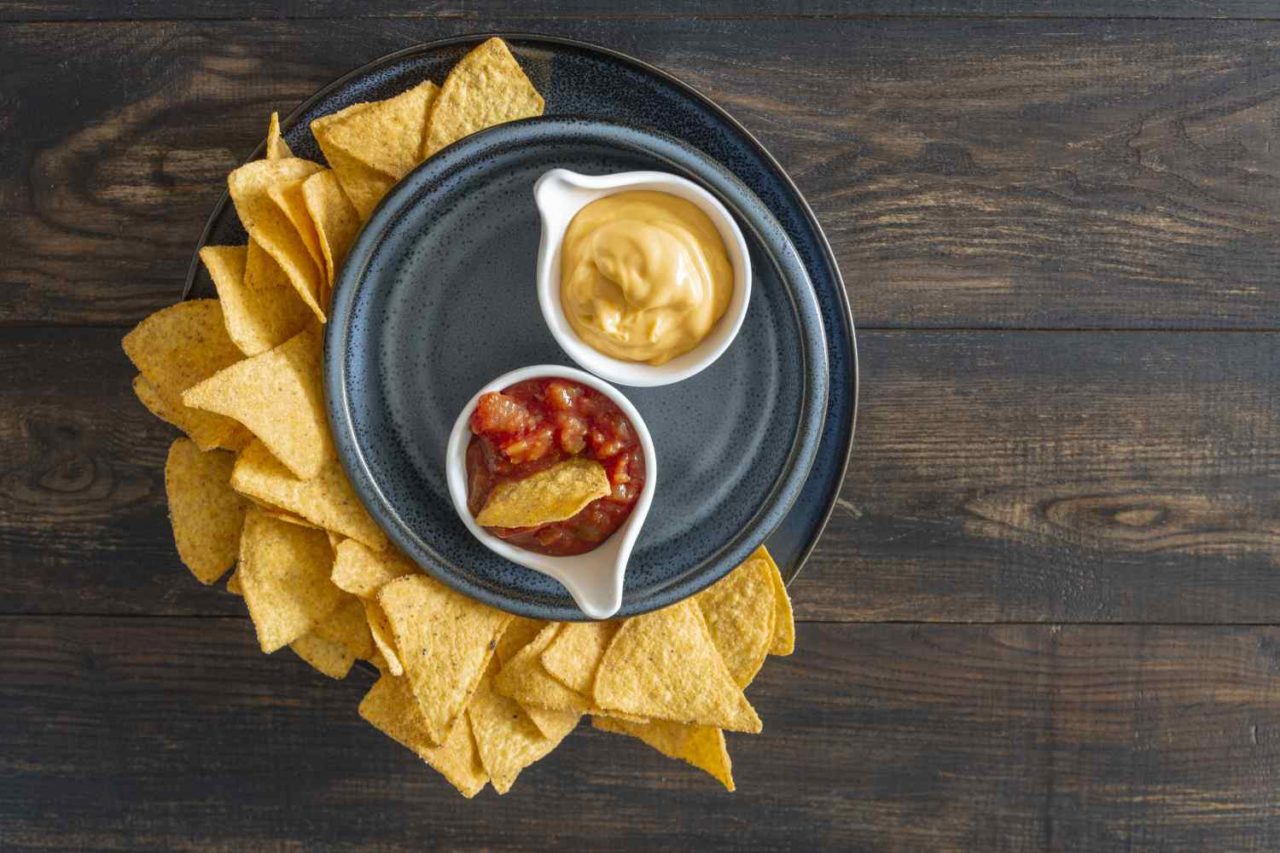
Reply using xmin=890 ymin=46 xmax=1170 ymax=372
xmin=183 ymin=327 xmax=330 ymax=480
xmin=695 ymin=553 xmax=776 ymax=689
xmin=265 ymin=111 xmax=293 ymax=160
xmin=593 ymin=599 xmax=761 ymax=733
xmin=377 ymin=574 xmax=512 ymax=745
xmin=134 ymin=374 xmax=253 ymax=450
xmin=496 ymin=616 xmax=547 ymax=667
xmin=318 ymin=144 xmax=393 ymax=221
xmin=237 ymin=508 xmax=346 ymax=653
xmin=423 ymin=38 xmax=544 ymax=158
xmin=312 ymin=80 xmax=438 ymax=180
xmin=291 ymin=630 xmax=355 ymax=679
xmin=540 ymin=621 xmax=618 ymax=694
xmin=496 ymin=623 xmax=590 ymax=714
xmin=301 ymin=170 xmax=361 ymax=290
xmin=290 ymin=593 xmax=375 ymax=677
xmin=226 ymin=569 xmax=242 ymax=596
xmin=227 ymin=157 xmax=326 ymax=321
xmin=123 ymin=300 xmax=247 ymax=451
xmin=360 ymin=674 xmax=488 ymax=798
xmin=330 ymin=539 xmax=412 ymax=598
xmin=231 ymin=441 xmax=387 ymax=550
xmin=756 ymin=547 xmax=795 ymax=656
xmin=199 ymin=244 xmax=311 ymax=357
xmin=164 ymin=438 xmax=247 ymax=585
xmin=592 ymin=716 xmax=734 ymax=792
xmin=475 ymin=458 xmax=611 ymax=529
xmin=268 ymin=179 xmax=325 ymax=276
xmin=363 ymin=598 xmax=403 ymax=677
xmin=467 ymin=666 xmax=577 ymax=795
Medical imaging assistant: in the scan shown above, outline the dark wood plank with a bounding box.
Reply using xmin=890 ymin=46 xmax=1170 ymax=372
xmin=4 ymin=1 xmax=1279 ymax=23
xmin=6 ymin=18 xmax=1280 ymax=328
xmin=4 ymin=617 xmax=1279 ymax=850
xmin=5 ymin=327 xmax=1279 ymax=623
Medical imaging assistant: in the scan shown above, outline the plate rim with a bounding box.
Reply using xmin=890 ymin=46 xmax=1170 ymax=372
xmin=181 ymin=31 xmax=859 ymax=589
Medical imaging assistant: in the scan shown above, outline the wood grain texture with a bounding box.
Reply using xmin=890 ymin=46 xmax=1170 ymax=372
xmin=5 ymin=17 xmax=1280 ymax=327
xmin=5 ymin=328 xmax=1278 ymax=623
xmin=3 ymin=617 xmax=1279 ymax=851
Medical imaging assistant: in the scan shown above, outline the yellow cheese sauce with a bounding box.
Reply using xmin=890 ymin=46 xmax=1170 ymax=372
xmin=559 ymin=190 xmax=734 ymax=365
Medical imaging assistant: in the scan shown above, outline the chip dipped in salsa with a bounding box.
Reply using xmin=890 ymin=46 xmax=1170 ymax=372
xmin=466 ymin=377 xmax=646 ymax=555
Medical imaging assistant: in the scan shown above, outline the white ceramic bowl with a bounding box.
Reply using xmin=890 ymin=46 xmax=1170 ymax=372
xmin=445 ymin=365 xmax=657 ymax=619
xmin=533 ymin=169 xmax=753 ymax=387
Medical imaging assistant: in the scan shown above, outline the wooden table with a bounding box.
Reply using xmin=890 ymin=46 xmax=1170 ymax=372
xmin=4 ymin=2 xmax=1280 ymax=849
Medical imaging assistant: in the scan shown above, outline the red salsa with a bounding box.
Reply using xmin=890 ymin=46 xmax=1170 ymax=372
xmin=466 ymin=377 xmax=646 ymax=556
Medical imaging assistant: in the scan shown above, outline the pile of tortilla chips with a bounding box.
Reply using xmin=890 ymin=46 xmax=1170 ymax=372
xmin=124 ymin=38 xmax=794 ymax=796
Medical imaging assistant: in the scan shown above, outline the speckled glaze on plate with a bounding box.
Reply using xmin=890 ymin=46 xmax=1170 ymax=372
xmin=328 ymin=118 xmax=827 ymax=619
xmin=184 ymin=33 xmax=858 ymax=597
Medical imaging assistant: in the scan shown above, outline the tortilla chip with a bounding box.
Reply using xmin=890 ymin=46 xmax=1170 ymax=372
xmin=695 ymin=553 xmax=776 ymax=689
xmin=301 ymin=170 xmax=361 ymax=291
xmin=496 ymin=616 xmax=547 ymax=667
xmin=133 ymin=373 xmax=250 ymax=449
xmin=475 ymin=458 xmax=611 ymax=529
xmin=364 ymin=598 xmax=403 ymax=677
xmin=259 ymin=508 xmax=319 ymax=529
xmin=331 ymin=539 xmax=412 ymax=599
xmin=360 ymin=674 xmax=488 ymax=798
xmin=123 ymin=300 xmax=247 ymax=451
xmin=593 ymin=599 xmax=761 ymax=733
xmin=423 ymin=38 xmax=544 ymax=158
xmin=226 ymin=570 xmax=242 ymax=596
xmin=183 ymin=326 xmax=330 ymax=479
xmin=289 ymin=592 xmax=375 ymax=678
xmin=757 ymin=547 xmax=795 ymax=655
xmin=231 ymin=441 xmax=387 ymax=550
xmin=377 ymin=574 xmax=511 ymax=744
xmin=268 ymin=178 xmax=325 ymax=276
xmin=592 ymin=716 xmax=734 ymax=792
xmin=265 ymin=112 xmax=293 ymax=160
xmin=540 ymin=621 xmax=619 ymax=695
xmin=237 ymin=508 xmax=346 ymax=653
xmin=164 ymin=438 xmax=247 ymax=585
xmin=291 ymin=630 xmax=355 ymax=679
xmin=467 ymin=667 xmax=576 ymax=795
xmin=227 ymin=157 xmax=327 ymax=321
xmin=497 ymin=624 xmax=589 ymax=710
xmin=312 ymin=80 xmax=438 ymax=179
xmin=200 ymin=244 xmax=311 ymax=357
xmin=318 ymin=144 xmax=394 ymax=221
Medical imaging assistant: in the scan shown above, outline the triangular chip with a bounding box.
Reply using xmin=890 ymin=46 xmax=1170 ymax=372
xmin=540 ymin=621 xmax=618 ymax=695
xmin=133 ymin=374 xmax=253 ymax=451
xmin=592 ymin=716 xmax=734 ymax=792
xmin=301 ymin=169 xmax=361 ymax=292
xmin=164 ymin=438 xmax=247 ymax=585
xmin=757 ymin=547 xmax=795 ymax=655
xmin=377 ymin=574 xmax=511 ymax=744
xmin=360 ymin=674 xmax=488 ymax=798
xmin=363 ymin=598 xmax=403 ymax=677
xmin=497 ymin=623 xmax=590 ymax=714
xmin=467 ymin=666 xmax=576 ymax=795
xmin=265 ymin=111 xmax=293 ymax=160
xmin=268 ymin=179 xmax=325 ymax=276
xmin=312 ymin=120 xmax=395 ymax=220
xmin=423 ymin=38 xmax=544 ymax=158
xmin=496 ymin=616 xmax=548 ymax=667
xmin=475 ymin=458 xmax=611 ymax=528
xmin=290 ymin=594 xmax=373 ymax=678
xmin=183 ymin=326 xmax=330 ymax=479
xmin=123 ymin=300 xmax=247 ymax=450
xmin=225 ymin=570 xmax=242 ymax=596
xmin=200 ymin=244 xmax=311 ymax=356
xmin=331 ymin=538 xmax=412 ymax=598
xmin=695 ymin=553 xmax=776 ymax=688
xmin=593 ymin=599 xmax=761 ymax=733
xmin=237 ymin=509 xmax=346 ymax=653
xmin=231 ymin=441 xmax=387 ymax=550
xmin=312 ymin=80 xmax=438 ymax=179
xmin=227 ymin=157 xmax=327 ymax=321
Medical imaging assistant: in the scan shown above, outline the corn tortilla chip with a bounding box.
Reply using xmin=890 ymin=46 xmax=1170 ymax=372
xmin=592 ymin=716 xmax=734 ymax=792
xmin=301 ymin=170 xmax=361 ymax=291
xmin=423 ymin=38 xmax=544 ymax=158
xmin=695 ymin=553 xmax=776 ymax=688
xmin=475 ymin=458 xmax=611 ymax=529
xmin=183 ymin=326 xmax=330 ymax=479
xmin=331 ymin=539 xmax=412 ymax=599
xmin=291 ymin=630 xmax=355 ymax=679
xmin=123 ymin=300 xmax=247 ymax=451
xmin=200 ymin=244 xmax=311 ymax=356
xmin=315 ymin=594 xmax=375 ymax=660
xmin=268 ymin=178 xmax=325 ymax=276
xmin=377 ymin=574 xmax=512 ymax=745
xmin=467 ymin=666 xmax=576 ymax=795
xmin=231 ymin=441 xmax=387 ymax=550
xmin=318 ymin=143 xmax=394 ymax=221
xmin=496 ymin=616 xmax=547 ymax=667
xmin=265 ymin=112 xmax=293 ymax=160
xmin=133 ymin=374 xmax=252 ymax=450
xmin=312 ymin=80 xmax=438 ymax=180
xmin=540 ymin=621 xmax=619 ymax=695
xmin=360 ymin=674 xmax=488 ymax=798
xmin=237 ymin=509 xmax=346 ymax=653
xmin=164 ymin=438 xmax=247 ymax=585
xmin=497 ymin=624 xmax=590 ymax=713
xmin=363 ymin=598 xmax=403 ymax=677
xmin=226 ymin=569 xmax=242 ymax=596
xmin=757 ymin=547 xmax=795 ymax=656
xmin=593 ymin=599 xmax=761 ymax=733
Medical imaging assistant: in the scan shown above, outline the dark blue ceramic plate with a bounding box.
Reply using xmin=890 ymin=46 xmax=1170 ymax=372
xmin=327 ymin=118 xmax=826 ymax=619
xmin=184 ymin=34 xmax=857 ymax=597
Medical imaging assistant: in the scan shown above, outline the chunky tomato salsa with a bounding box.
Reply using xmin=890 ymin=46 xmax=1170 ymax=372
xmin=466 ymin=378 xmax=645 ymax=556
